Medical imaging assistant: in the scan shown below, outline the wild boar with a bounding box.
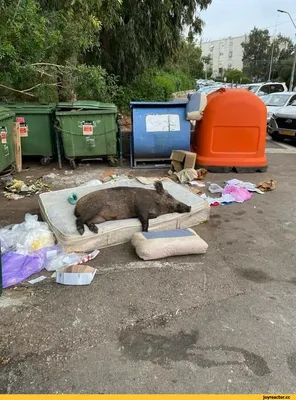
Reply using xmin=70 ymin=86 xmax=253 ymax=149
xmin=74 ymin=181 xmax=191 ymax=235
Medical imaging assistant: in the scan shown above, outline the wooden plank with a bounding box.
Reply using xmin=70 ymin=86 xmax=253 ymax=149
xmin=12 ymin=122 xmax=22 ymax=172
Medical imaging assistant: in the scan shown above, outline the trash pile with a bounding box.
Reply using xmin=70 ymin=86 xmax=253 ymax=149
xmin=1 ymin=175 xmax=51 ymax=200
xmin=200 ymin=178 xmax=276 ymax=207
xmin=0 ymin=214 xmax=99 ymax=288
xmin=162 ymin=150 xmax=277 ymax=207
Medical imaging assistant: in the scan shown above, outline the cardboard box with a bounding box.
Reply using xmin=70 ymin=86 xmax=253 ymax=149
xmin=170 ymin=150 xmax=197 ymax=172
xmin=56 ymin=265 xmax=97 ymax=286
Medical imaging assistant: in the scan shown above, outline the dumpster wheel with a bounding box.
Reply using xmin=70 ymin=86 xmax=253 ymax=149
xmin=108 ymin=156 xmax=119 ymax=167
xmin=40 ymin=157 xmax=52 ymax=166
xmin=69 ymin=159 xmax=77 ymax=170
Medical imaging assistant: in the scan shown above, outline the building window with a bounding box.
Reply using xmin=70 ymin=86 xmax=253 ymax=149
xmin=229 ymin=51 xmax=233 ymax=58
xmin=220 ymin=52 xmax=223 ymax=56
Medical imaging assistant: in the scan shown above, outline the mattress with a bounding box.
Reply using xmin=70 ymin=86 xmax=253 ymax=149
xmin=38 ymin=179 xmax=210 ymax=252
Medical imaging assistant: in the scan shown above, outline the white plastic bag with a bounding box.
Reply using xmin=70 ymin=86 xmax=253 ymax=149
xmin=208 ymin=183 xmax=223 ymax=194
xmin=0 ymin=213 xmax=55 ymax=254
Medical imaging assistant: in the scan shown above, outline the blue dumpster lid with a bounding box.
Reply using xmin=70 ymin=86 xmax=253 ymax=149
xmin=57 ymin=100 xmax=116 ymax=110
xmin=130 ymin=101 xmax=188 ymax=107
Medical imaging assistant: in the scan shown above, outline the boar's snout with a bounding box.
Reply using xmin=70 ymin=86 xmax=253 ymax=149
xmin=177 ymin=203 xmax=191 ymax=213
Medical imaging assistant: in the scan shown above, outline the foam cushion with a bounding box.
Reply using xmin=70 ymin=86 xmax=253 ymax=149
xmin=131 ymin=228 xmax=208 ymax=261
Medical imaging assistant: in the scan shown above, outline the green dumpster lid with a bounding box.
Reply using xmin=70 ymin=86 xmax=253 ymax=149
xmin=0 ymin=102 xmax=55 ymax=113
xmin=0 ymin=107 xmax=15 ymax=120
xmin=57 ymin=100 xmax=116 ymax=110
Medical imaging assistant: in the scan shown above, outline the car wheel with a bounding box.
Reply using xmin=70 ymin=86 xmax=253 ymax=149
xmin=270 ymin=133 xmax=285 ymax=142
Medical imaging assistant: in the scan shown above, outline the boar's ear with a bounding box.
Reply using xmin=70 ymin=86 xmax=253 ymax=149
xmin=154 ymin=181 xmax=164 ymax=195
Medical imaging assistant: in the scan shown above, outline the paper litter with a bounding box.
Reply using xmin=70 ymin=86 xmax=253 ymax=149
xmin=174 ymin=168 xmax=208 ymax=184
xmin=56 ymin=265 xmax=97 ymax=286
xmin=256 ymin=179 xmax=276 ymax=192
xmin=201 ymin=193 xmax=235 ymax=206
xmin=189 ymin=181 xmax=205 ymax=188
xmin=28 ymin=276 xmax=47 ymax=285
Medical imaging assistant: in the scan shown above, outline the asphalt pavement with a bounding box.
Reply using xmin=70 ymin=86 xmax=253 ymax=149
xmin=1 ymin=140 xmax=296 ymax=394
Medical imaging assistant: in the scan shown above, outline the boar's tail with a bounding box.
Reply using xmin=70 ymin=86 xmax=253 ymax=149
xmin=76 ymin=217 xmax=85 ymax=235
xmin=154 ymin=180 xmax=164 ymax=195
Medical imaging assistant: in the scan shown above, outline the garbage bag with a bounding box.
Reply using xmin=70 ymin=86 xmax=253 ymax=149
xmin=2 ymin=250 xmax=46 ymax=288
xmin=0 ymin=213 xmax=55 ymax=254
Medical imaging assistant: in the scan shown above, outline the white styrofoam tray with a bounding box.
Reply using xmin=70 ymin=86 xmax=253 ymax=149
xmin=39 ymin=179 xmax=210 ymax=252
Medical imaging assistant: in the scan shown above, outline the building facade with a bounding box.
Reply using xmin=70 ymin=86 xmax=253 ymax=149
xmin=201 ymin=35 xmax=249 ymax=78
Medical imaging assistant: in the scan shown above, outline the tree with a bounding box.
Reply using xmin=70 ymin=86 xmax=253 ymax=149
xmin=242 ymin=27 xmax=271 ymax=81
xmin=87 ymin=0 xmax=213 ymax=84
xmin=0 ymin=0 xmax=212 ymax=104
xmin=270 ymin=35 xmax=295 ymax=83
xmin=166 ymin=39 xmax=204 ymax=78
xmin=225 ymin=69 xmax=244 ymax=83
xmin=0 ymin=0 xmax=120 ymax=102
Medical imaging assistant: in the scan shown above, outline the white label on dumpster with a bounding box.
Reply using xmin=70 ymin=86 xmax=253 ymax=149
xmin=146 ymin=114 xmax=180 ymax=132
xmin=83 ymin=124 xmax=94 ymax=135
xmin=20 ymin=125 xmax=28 ymax=137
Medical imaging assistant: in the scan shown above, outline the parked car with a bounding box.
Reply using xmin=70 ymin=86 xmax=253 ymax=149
xmin=268 ymin=99 xmax=296 ymax=141
xmin=197 ymin=86 xmax=221 ymax=95
xmin=264 ymin=92 xmax=296 ymax=123
xmin=246 ymin=82 xmax=288 ymax=97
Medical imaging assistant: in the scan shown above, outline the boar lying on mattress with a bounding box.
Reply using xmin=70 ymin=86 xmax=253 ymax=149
xmin=74 ymin=181 xmax=191 ymax=235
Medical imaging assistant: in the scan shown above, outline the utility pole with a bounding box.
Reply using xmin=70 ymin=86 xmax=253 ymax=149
xmin=278 ymin=10 xmax=296 ymax=91
xmin=268 ymin=15 xmax=279 ymax=81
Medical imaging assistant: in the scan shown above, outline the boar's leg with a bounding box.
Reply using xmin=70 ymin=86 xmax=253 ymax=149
xmin=76 ymin=217 xmax=86 ymax=236
xmin=139 ymin=215 xmax=149 ymax=232
xmin=85 ymin=221 xmax=99 ymax=234
xmin=136 ymin=207 xmax=149 ymax=232
xmin=85 ymin=215 xmax=106 ymax=234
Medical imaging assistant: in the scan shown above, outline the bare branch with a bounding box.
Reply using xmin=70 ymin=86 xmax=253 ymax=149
xmin=0 ymin=84 xmax=35 ymax=97
xmin=22 ymin=83 xmax=42 ymax=92
xmin=30 ymin=63 xmax=65 ymax=68
xmin=36 ymin=69 xmax=56 ymax=78
xmin=0 ymin=82 xmax=63 ymax=97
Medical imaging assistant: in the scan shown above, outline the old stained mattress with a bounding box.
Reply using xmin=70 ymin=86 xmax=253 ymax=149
xmin=38 ymin=179 xmax=210 ymax=252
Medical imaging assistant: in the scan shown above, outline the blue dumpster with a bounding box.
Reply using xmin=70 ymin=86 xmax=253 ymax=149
xmin=130 ymin=101 xmax=191 ymax=168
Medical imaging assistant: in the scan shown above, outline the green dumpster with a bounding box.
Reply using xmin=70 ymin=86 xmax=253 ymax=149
xmin=0 ymin=103 xmax=56 ymax=165
xmin=0 ymin=107 xmax=15 ymax=174
xmin=55 ymin=101 xmax=118 ymax=169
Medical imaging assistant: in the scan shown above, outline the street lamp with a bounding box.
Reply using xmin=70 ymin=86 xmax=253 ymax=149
xmin=277 ymin=9 xmax=296 ymax=91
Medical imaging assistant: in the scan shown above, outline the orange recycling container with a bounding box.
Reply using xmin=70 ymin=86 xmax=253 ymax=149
xmin=193 ymin=88 xmax=268 ymax=172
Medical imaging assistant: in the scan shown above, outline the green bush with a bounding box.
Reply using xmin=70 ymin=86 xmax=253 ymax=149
xmin=116 ymin=69 xmax=195 ymax=112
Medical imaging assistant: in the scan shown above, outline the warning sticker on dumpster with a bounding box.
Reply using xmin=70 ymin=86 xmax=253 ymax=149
xmin=1 ymin=128 xmax=7 ymax=144
xmin=146 ymin=114 xmax=180 ymax=132
xmin=20 ymin=125 xmax=28 ymax=137
xmin=82 ymin=123 xmax=94 ymax=136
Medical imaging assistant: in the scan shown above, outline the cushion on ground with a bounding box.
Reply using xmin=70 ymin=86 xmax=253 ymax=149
xmin=38 ymin=179 xmax=210 ymax=252
xmin=132 ymin=228 xmax=209 ymax=261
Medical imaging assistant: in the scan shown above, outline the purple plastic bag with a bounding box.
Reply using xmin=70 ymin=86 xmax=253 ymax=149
xmin=2 ymin=250 xmax=46 ymax=288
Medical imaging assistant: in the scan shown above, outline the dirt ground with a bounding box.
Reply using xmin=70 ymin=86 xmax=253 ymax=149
xmin=1 ymin=140 xmax=296 ymax=394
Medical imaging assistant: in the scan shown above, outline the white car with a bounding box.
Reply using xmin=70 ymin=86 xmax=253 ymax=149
xmin=264 ymin=92 xmax=296 ymax=123
xmin=246 ymin=82 xmax=288 ymax=97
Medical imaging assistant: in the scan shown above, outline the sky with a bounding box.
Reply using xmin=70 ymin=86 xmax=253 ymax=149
xmin=199 ymin=0 xmax=296 ymax=41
